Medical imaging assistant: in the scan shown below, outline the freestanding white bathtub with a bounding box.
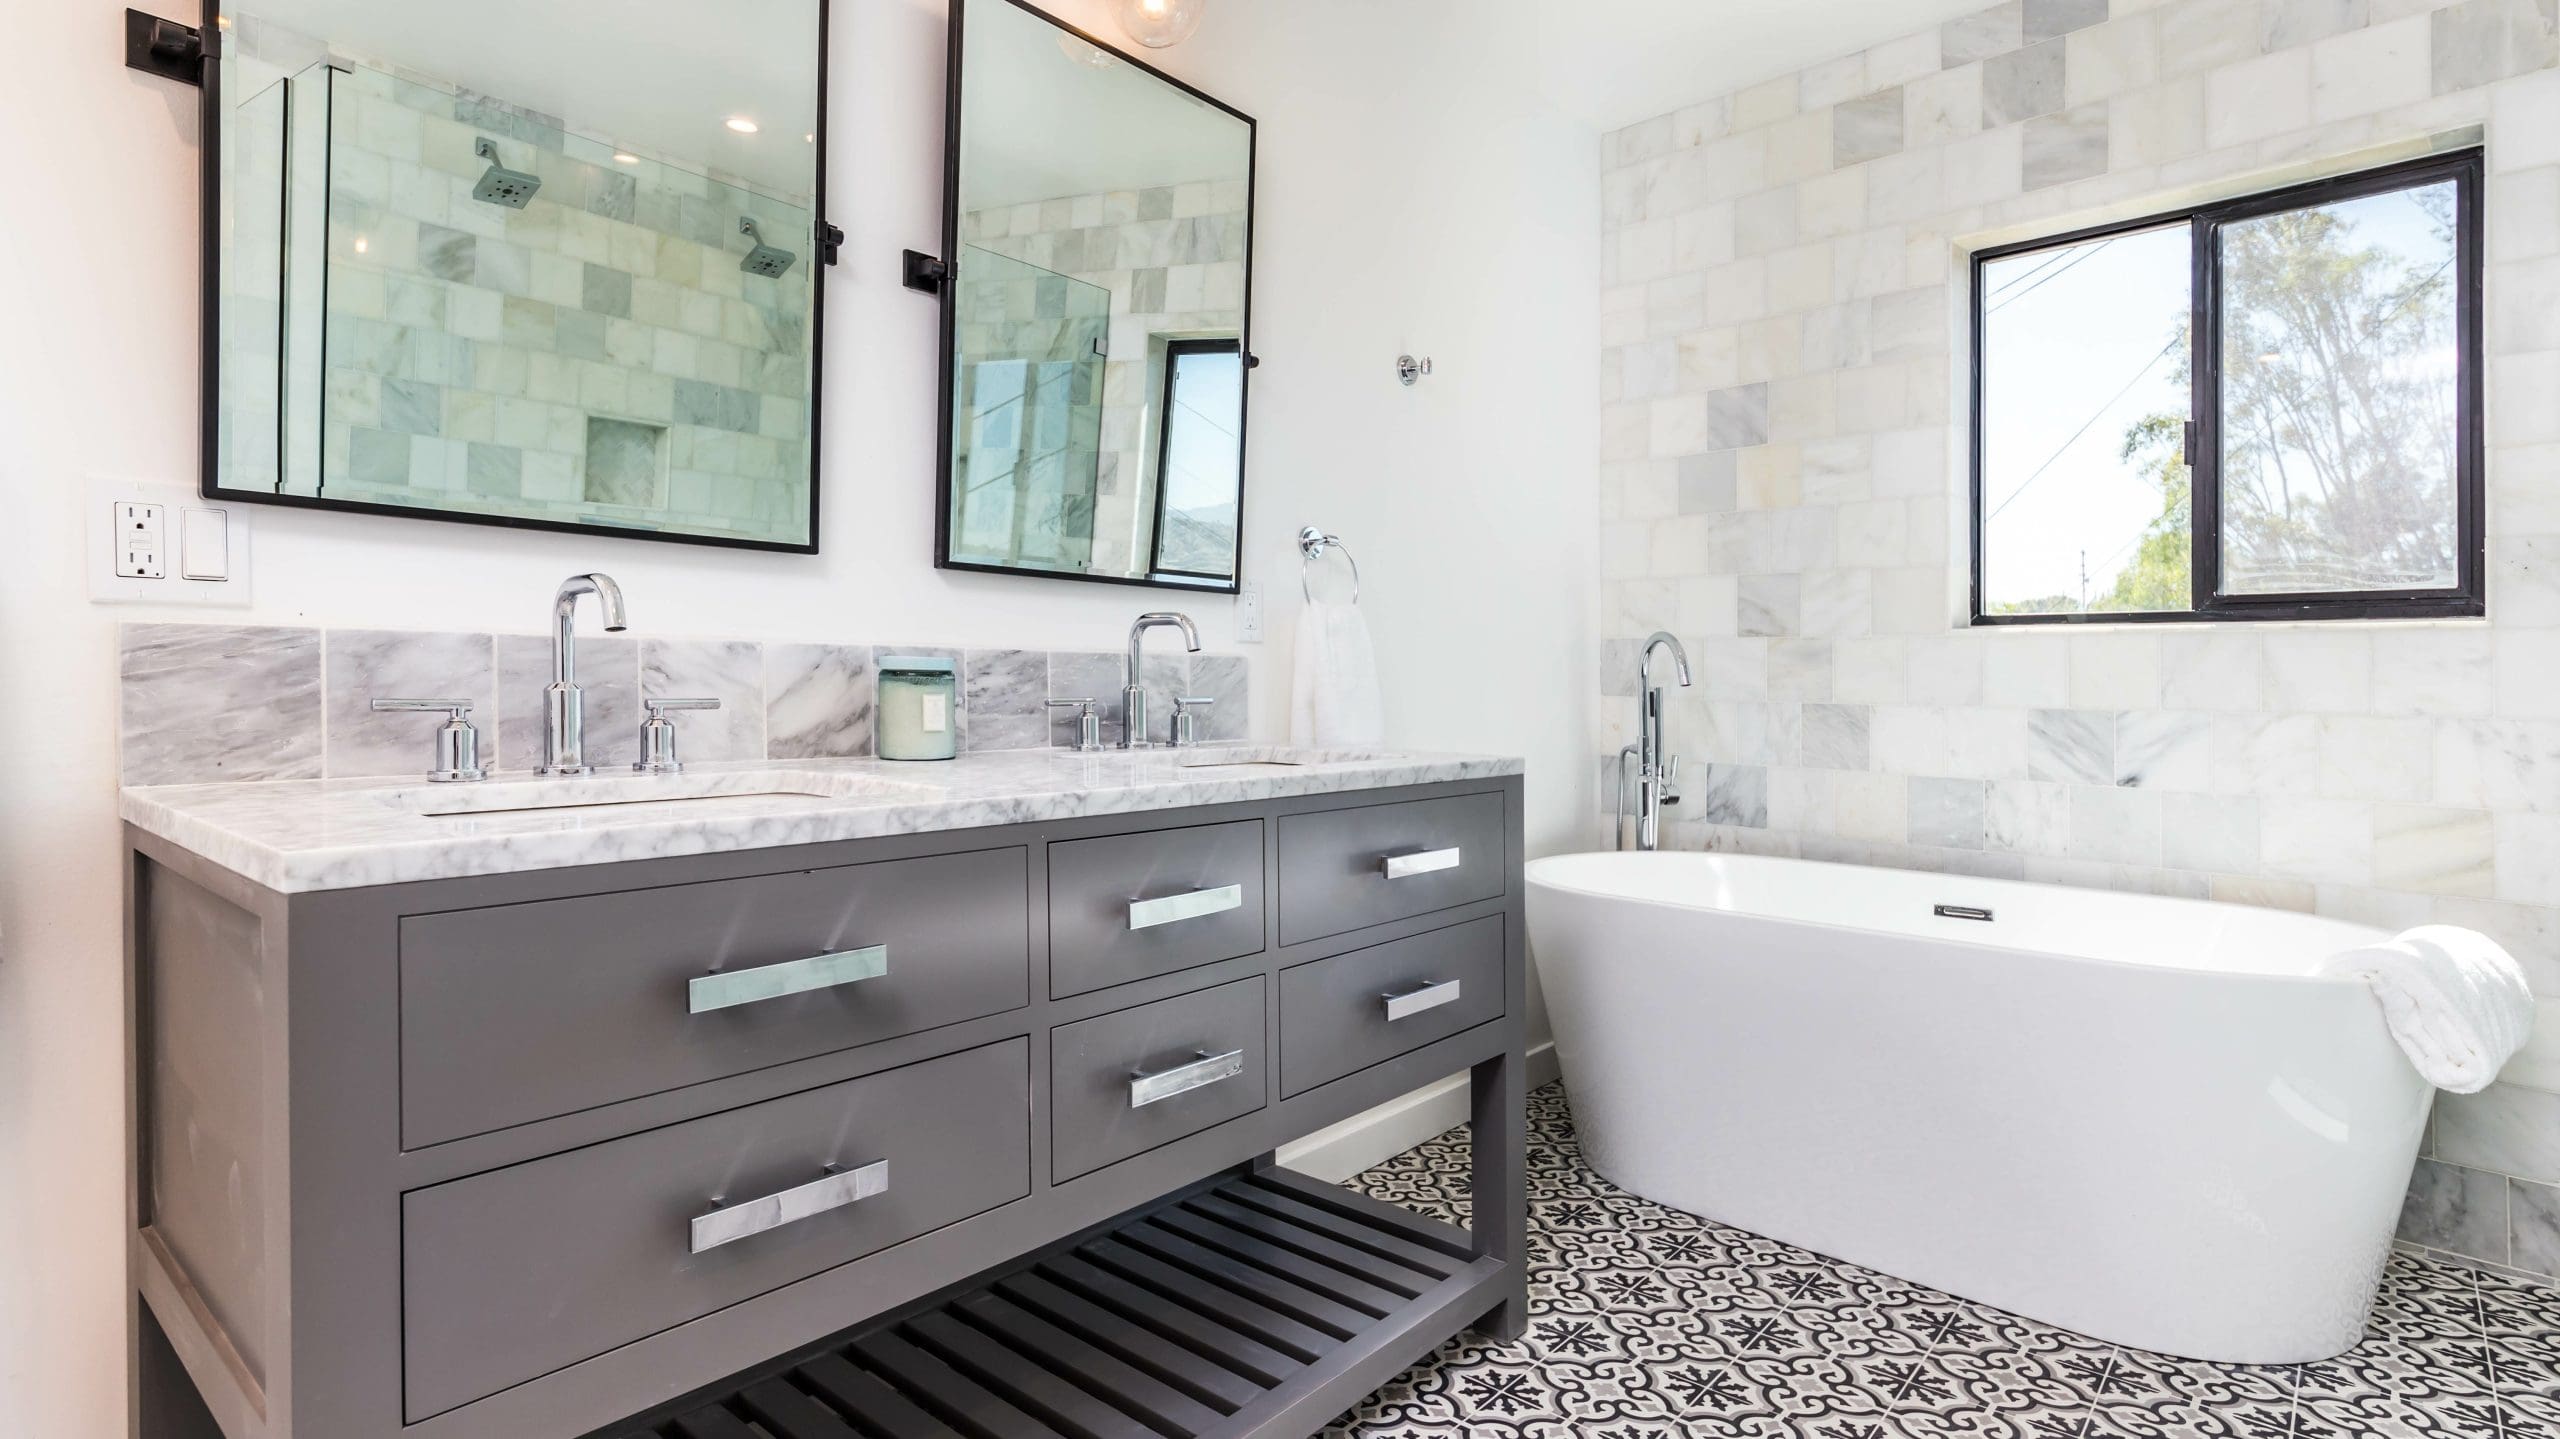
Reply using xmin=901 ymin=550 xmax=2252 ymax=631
xmin=1527 ymin=850 xmax=2431 ymax=1364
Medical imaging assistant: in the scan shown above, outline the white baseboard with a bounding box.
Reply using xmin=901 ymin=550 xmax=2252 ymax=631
xmin=1276 ymin=1041 xmax=1560 ymax=1184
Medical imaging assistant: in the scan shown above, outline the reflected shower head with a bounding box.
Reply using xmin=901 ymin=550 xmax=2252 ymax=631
xmin=738 ymin=216 xmax=797 ymax=278
xmin=471 ymin=137 xmax=542 ymax=208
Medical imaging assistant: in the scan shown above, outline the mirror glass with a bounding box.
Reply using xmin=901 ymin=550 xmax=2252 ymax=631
xmin=938 ymin=0 xmax=1254 ymax=589
xmin=210 ymin=0 xmax=825 ymax=550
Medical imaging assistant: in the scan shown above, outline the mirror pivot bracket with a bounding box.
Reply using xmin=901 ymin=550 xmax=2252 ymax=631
xmin=125 ymin=9 xmax=202 ymax=85
xmin=902 ymin=251 xmax=948 ymax=294
xmin=821 ymin=223 xmax=845 ymax=267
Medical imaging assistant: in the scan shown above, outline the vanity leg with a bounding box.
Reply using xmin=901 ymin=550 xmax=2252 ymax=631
xmin=135 ymin=1302 xmax=224 ymax=1439
xmin=1467 ymin=1048 xmax=1528 ymax=1341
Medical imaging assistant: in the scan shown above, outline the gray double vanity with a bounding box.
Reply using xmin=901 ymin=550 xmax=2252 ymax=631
xmin=131 ymin=0 xmax=1519 ymax=1432
xmin=125 ymin=733 xmax=1525 ymax=1439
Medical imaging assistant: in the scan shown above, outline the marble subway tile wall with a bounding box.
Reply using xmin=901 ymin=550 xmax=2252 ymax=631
xmin=962 ymin=183 xmax=1250 ymax=575
xmin=117 ymin=623 xmax=1249 ymax=784
xmin=316 ymin=61 xmax=810 ymax=535
xmin=1596 ymin=0 xmax=2560 ymax=1277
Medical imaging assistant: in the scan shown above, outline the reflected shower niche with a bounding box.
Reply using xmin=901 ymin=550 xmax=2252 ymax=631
xmin=207 ymin=1 xmax=827 ymax=550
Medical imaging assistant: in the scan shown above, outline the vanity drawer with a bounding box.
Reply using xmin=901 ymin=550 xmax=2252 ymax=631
xmin=1276 ymin=791 xmax=1507 ymax=944
xmin=1280 ymin=916 xmax=1506 ymax=1097
xmin=399 ymin=847 xmax=1030 ymax=1148
xmin=1048 ymin=819 xmax=1266 ymax=998
xmin=1051 ymin=976 xmax=1266 ymax=1182
xmin=400 ymin=1038 xmax=1030 ymax=1422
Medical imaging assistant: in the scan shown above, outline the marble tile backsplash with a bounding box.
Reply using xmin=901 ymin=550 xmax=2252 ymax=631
xmin=1598 ymin=0 xmax=2560 ymax=1279
xmin=118 ymin=623 xmax=1249 ymax=786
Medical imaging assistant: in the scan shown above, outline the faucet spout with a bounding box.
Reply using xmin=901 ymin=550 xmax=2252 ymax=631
xmin=1120 ymin=612 xmax=1201 ymax=750
xmin=539 ymin=573 xmax=626 ymax=776
xmin=1639 ymin=631 xmax=1692 ymax=691
xmin=554 ymin=573 xmax=628 ymax=642
xmin=1618 ymin=630 xmax=1694 ymax=853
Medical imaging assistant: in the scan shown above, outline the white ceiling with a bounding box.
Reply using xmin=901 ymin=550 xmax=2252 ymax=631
xmin=230 ymin=0 xmax=820 ymax=193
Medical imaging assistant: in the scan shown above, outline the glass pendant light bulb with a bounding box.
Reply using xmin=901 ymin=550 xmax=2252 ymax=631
xmin=1114 ymin=0 xmax=1204 ymax=48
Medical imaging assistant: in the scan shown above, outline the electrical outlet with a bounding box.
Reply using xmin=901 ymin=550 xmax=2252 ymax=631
xmin=1236 ymin=581 xmax=1264 ymax=643
xmin=115 ymin=502 xmax=166 ymax=579
xmin=89 ymin=479 xmax=249 ymax=606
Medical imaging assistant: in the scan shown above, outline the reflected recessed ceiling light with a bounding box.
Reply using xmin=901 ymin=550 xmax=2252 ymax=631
xmin=353 ymin=235 xmax=368 ymax=253
xmin=613 ymin=152 xmax=640 ymax=165
xmin=724 ymin=115 xmax=760 ymax=134
xmin=1115 ymin=0 xmax=1204 ymax=48
xmin=804 ymin=132 xmax=816 ymax=143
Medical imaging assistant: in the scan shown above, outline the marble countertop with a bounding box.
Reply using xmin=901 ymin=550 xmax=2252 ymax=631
xmin=121 ymin=746 xmax=1523 ymax=893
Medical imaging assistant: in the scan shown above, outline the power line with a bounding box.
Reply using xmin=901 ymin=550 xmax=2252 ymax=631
xmin=1986 ymin=237 xmax=2114 ymax=315
xmin=1984 ymin=246 xmax=2076 ymax=301
xmin=1986 ymin=333 xmax=2183 ymax=522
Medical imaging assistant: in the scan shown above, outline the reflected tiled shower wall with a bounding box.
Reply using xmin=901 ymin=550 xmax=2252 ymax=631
xmin=962 ymin=182 xmax=1248 ymax=575
xmin=115 ymin=624 xmax=1248 ymax=786
xmin=313 ymin=64 xmax=811 ymax=536
xmin=1593 ymin=0 xmax=2560 ymax=1277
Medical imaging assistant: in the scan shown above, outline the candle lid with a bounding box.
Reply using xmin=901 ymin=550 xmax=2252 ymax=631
xmin=878 ymin=655 xmax=958 ymax=676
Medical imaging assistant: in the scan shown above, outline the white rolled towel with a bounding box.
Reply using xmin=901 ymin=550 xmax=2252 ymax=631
xmin=1288 ymin=600 xmax=1384 ymax=748
xmin=2318 ymin=925 xmax=2534 ymax=1093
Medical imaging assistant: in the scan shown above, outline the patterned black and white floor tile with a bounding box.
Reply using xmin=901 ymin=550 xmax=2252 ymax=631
xmin=1324 ymin=1084 xmax=2560 ymax=1439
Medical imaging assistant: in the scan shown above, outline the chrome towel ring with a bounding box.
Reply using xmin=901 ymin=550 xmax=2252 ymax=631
xmin=1297 ymin=525 xmax=1361 ymax=605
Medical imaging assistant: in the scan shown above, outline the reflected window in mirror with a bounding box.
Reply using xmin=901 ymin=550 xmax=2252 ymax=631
xmin=207 ymin=0 xmax=828 ymax=551
xmin=936 ymin=0 xmax=1254 ymax=591
xmin=1149 ymin=340 xmax=1241 ymax=584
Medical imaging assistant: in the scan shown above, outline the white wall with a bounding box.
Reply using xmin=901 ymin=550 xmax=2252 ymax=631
xmin=0 ymin=0 xmax=1598 ymax=1429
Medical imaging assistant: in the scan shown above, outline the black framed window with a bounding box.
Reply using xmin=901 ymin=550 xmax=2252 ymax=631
xmin=1971 ymin=149 xmax=2483 ymax=625
xmin=1147 ymin=339 xmax=1246 ymax=584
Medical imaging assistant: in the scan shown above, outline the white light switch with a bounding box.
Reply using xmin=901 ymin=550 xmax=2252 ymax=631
xmin=180 ymin=508 xmax=230 ymax=581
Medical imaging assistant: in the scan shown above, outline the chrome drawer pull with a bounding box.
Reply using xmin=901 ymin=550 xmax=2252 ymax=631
xmin=1381 ymin=847 xmax=1462 ymax=880
xmin=1128 ymin=883 xmax=1244 ymax=932
xmin=1382 ymin=979 xmax=1462 ymax=1022
xmin=688 ymin=944 xmax=888 ymax=1014
xmin=1129 ymin=1048 xmax=1245 ymax=1109
xmin=689 ymin=1158 xmax=888 ymax=1254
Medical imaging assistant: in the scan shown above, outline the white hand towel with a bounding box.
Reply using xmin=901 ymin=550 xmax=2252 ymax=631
xmin=1288 ymin=600 xmax=1384 ymax=748
xmin=2318 ymin=925 xmax=2535 ymax=1093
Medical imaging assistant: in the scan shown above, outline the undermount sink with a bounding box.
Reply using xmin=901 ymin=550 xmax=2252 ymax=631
xmin=383 ymin=769 xmax=938 ymax=819
xmin=1173 ymin=746 xmax=1392 ymax=771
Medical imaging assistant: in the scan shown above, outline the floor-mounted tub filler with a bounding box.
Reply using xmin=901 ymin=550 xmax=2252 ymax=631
xmin=1527 ymin=850 xmax=2432 ymax=1365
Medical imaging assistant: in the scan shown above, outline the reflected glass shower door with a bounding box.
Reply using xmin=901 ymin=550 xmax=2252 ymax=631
xmin=949 ymin=246 xmax=1110 ymax=572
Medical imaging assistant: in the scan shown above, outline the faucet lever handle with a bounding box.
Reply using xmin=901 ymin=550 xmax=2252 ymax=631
xmin=371 ymin=698 xmax=474 ymax=718
xmin=1046 ymin=698 xmax=1105 ymax=754
xmin=370 ymin=699 xmax=484 ymax=784
xmin=1168 ymin=696 xmax=1216 ymax=749
xmin=635 ymin=698 xmax=720 ymax=777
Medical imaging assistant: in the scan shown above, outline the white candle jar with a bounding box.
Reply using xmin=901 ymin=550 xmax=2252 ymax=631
xmin=876 ymin=655 xmax=960 ymax=761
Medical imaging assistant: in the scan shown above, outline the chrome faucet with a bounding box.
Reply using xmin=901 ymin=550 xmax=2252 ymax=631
xmin=537 ymin=572 xmax=629 ymax=776
xmin=1120 ymin=612 xmax=1200 ymax=749
xmin=1615 ymin=631 xmax=1693 ymax=851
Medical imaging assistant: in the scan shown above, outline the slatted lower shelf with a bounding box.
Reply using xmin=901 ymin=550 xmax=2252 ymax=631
xmin=605 ymin=1167 xmax=1508 ymax=1439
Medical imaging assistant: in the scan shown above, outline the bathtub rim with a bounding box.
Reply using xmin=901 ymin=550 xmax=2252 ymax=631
xmin=1525 ymin=849 xmax=2390 ymax=989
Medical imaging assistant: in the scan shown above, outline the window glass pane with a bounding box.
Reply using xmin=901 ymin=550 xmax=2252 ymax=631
xmin=1979 ymin=223 xmax=2195 ymax=616
xmin=1151 ymin=344 xmax=1243 ymax=580
xmin=2216 ymin=180 xmax=2462 ymax=595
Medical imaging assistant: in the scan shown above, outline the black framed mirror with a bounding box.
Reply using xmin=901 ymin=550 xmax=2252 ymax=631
xmin=931 ymin=0 xmax=1256 ymax=592
xmin=200 ymin=0 xmax=830 ymax=552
